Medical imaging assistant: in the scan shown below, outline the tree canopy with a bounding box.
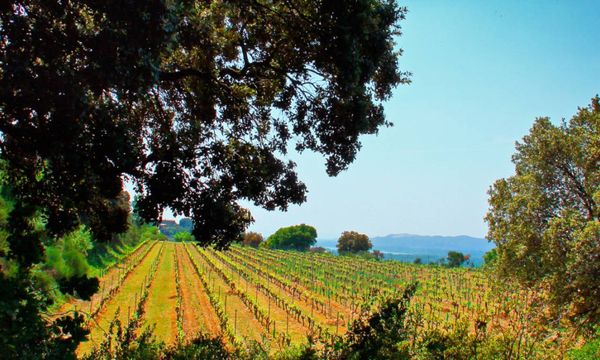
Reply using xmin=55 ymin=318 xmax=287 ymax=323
xmin=242 ymin=231 xmax=263 ymax=248
xmin=445 ymin=251 xmax=467 ymax=268
xmin=0 ymin=0 xmax=409 ymax=256
xmin=485 ymin=96 xmax=599 ymax=327
xmin=337 ymin=231 xmax=372 ymax=253
xmin=0 ymin=1 xmax=409 ymax=356
xmin=264 ymin=224 xmax=317 ymax=251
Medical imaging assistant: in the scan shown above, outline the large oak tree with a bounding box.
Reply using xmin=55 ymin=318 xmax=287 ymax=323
xmin=1 ymin=0 xmax=409 ymax=257
xmin=0 ymin=1 xmax=409 ymax=356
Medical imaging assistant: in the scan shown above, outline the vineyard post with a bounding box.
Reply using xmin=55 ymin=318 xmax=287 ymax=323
xmin=336 ymin=312 xmax=339 ymax=335
xmin=234 ymin=309 xmax=237 ymax=336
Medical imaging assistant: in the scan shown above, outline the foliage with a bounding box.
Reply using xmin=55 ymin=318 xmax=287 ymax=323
xmin=242 ymin=232 xmax=264 ymax=248
xmin=483 ymin=248 xmax=498 ymax=267
xmin=0 ymin=273 xmax=89 ymax=360
xmin=173 ymin=231 xmax=194 ymax=242
xmin=336 ymin=231 xmax=372 ymax=254
xmin=0 ymin=2 xmax=408 ymax=355
xmin=413 ymin=257 xmax=422 ymax=265
xmin=446 ymin=251 xmax=467 ymax=268
xmin=569 ymin=327 xmax=600 ymax=360
xmin=87 ymin=223 xmax=163 ymax=271
xmin=0 ymin=0 xmax=409 ymax=252
xmin=264 ymin=224 xmax=317 ymax=251
xmin=485 ymin=96 xmax=600 ymax=327
xmin=325 ymin=283 xmax=417 ymax=359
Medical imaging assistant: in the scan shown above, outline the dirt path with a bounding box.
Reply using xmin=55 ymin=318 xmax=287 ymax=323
xmin=77 ymin=242 xmax=162 ymax=356
xmin=175 ymin=244 xmax=222 ymax=342
xmin=140 ymin=242 xmax=178 ymax=346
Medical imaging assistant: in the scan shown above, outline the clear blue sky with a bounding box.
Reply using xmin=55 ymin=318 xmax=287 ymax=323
xmin=242 ymin=1 xmax=600 ymax=239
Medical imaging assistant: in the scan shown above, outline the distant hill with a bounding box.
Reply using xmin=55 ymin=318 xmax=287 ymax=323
xmin=316 ymin=233 xmax=494 ymax=266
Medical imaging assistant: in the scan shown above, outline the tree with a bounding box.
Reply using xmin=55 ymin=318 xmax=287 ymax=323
xmin=242 ymin=232 xmax=263 ymax=248
xmin=0 ymin=1 xmax=409 ymax=355
xmin=264 ymin=224 xmax=317 ymax=251
xmin=337 ymin=231 xmax=372 ymax=254
xmin=372 ymin=249 xmax=384 ymax=260
xmin=446 ymin=251 xmax=466 ymax=268
xmin=0 ymin=0 xmax=409 ymax=253
xmin=485 ymin=97 xmax=599 ymax=327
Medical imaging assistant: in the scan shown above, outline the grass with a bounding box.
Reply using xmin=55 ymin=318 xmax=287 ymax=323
xmin=140 ymin=242 xmax=179 ymax=346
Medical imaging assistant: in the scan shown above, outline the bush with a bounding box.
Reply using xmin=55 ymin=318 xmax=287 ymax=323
xmin=324 ymin=283 xmax=417 ymax=359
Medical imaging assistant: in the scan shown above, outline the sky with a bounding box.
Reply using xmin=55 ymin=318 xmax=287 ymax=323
xmin=171 ymin=1 xmax=600 ymax=240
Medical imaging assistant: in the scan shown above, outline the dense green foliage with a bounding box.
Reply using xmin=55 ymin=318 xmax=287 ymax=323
xmin=0 ymin=185 xmax=159 ymax=358
xmin=264 ymin=224 xmax=317 ymax=251
xmin=242 ymin=232 xmax=264 ymax=248
xmin=446 ymin=251 xmax=467 ymax=268
xmin=486 ymin=97 xmax=599 ymax=327
xmin=173 ymin=231 xmax=194 ymax=242
xmin=0 ymin=0 xmax=408 ymax=251
xmin=483 ymin=248 xmax=498 ymax=267
xmin=336 ymin=231 xmax=372 ymax=254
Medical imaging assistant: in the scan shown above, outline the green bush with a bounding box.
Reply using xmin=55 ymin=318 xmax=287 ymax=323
xmin=264 ymin=224 xmax=317 ymax=251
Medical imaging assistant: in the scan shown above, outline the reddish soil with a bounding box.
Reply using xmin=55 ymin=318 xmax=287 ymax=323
xmin=176 ymin=245 xmax=222 ymax=341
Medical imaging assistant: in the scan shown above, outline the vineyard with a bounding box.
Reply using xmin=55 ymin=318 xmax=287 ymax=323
xmin=62 ymin=241 xmax=575 ymax=358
